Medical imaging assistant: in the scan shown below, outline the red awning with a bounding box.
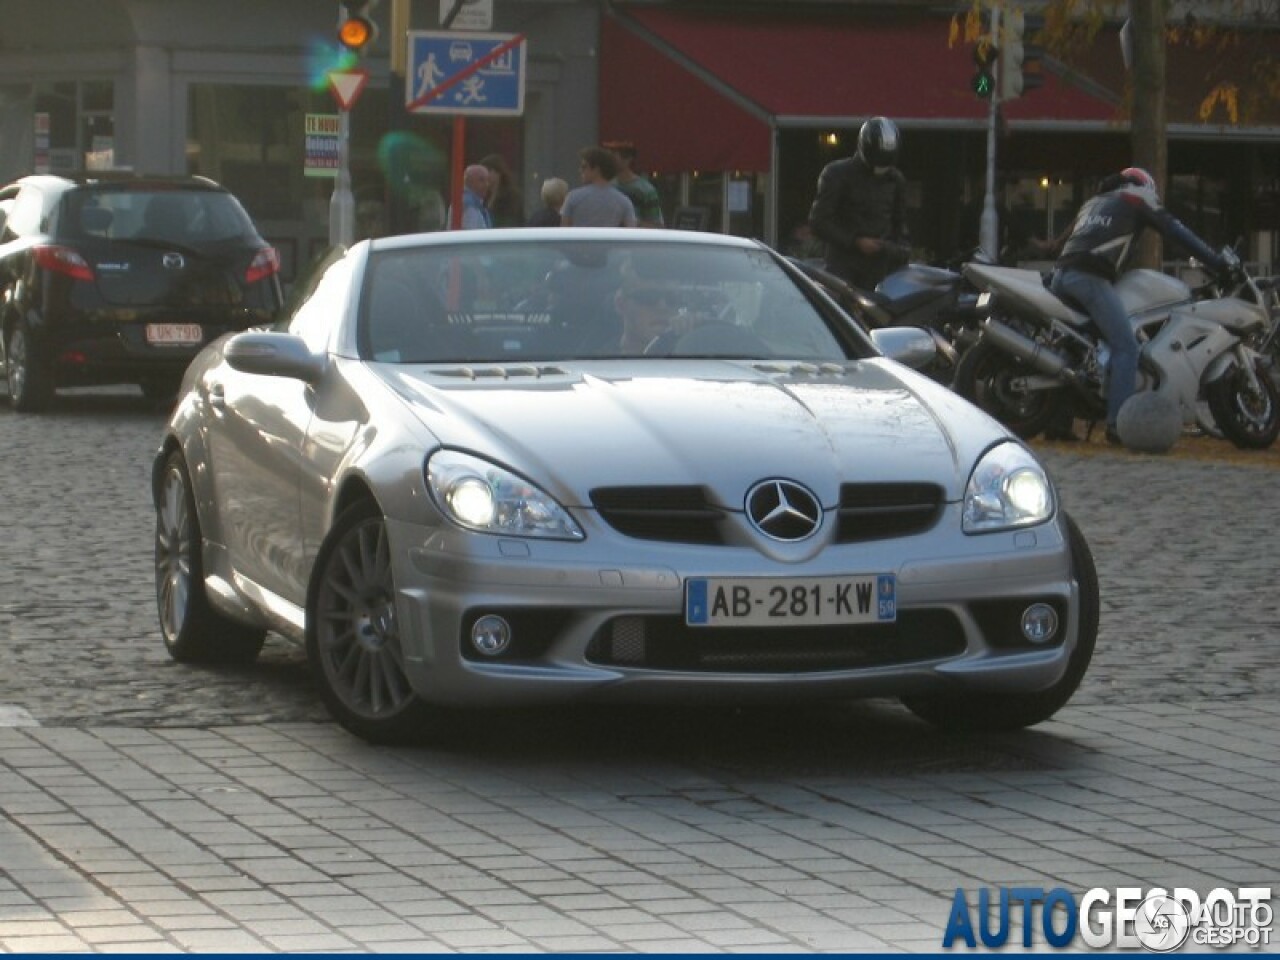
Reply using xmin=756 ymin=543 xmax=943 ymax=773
xmin=599 ymin=15 xmax=773 ymax=173
xmin=601 ymin=8 xmax=1121 ymax=173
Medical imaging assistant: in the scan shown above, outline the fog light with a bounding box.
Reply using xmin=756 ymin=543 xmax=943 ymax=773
xmin=1020 ymin=603 xmax=1059 ymax=644
xmin=471 ymin=614 xmax=512 ymax=656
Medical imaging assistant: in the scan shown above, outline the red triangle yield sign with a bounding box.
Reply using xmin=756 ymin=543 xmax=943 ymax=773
xmin=329 ymin=68 xmax=369 ymax=111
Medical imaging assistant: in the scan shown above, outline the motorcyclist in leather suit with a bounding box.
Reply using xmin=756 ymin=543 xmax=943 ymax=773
xmin=808 ymin=116 xmax=909 ymax=291
xmin=1051 ymin=166 xmax=1235 ymax=444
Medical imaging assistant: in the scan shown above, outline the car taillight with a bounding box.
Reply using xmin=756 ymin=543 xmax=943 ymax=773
xmin=34 ymin=245 xmax=94 ymax=282
xmin=245 ymin=246 xmax=281 ymax=284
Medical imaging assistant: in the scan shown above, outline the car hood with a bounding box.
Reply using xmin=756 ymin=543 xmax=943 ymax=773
xmin=377 ymin=359 xmax=1007 ymax=506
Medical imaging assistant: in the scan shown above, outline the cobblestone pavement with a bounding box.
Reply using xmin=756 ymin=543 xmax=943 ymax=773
xmin=0 ymin=388 xmax=1277 ymax=952
xmin=1 ymin=388 xmax=1277 ymax=726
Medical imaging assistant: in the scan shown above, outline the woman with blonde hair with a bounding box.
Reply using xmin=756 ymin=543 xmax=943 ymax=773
xmin=527 ymin=177 xmax=569 ymax=227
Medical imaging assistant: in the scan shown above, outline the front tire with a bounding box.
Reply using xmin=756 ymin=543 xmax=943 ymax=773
xmin=155 ymin=450 xmax=267 ymax=663
xmin=952 ymin=339 xmax=1063 ymax=439
xmin=1206 ymin=360 xmax=1280 ymax=449
xmin=6 ymin=320 xmax=55 ymax=412
xmin=307 ymin=500 xmax=432 ymax=743
xmin=901 ymin=512 xmax=1099 ymax=732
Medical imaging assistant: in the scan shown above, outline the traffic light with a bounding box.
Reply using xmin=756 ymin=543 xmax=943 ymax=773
xmin=338 ymin=0 xmax=378 ymax=55
xmin=972 ymin=36 xmax=996 ymax=99
xmin=1021 ymin=43 xmax=1046 ymax=94
xmin=1000 ymin=8 xmax=1026 ymax=100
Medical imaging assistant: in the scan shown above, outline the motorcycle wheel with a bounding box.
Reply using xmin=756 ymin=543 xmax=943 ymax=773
xmin=1206 ymin=359 xmax=1280 ymax=449
xmin=952 ymin=339 xmax=1063 ymax=439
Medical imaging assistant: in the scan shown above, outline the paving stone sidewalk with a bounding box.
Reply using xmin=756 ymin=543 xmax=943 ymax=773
xmin=1 ymin=699 xmax=1278 ymax=953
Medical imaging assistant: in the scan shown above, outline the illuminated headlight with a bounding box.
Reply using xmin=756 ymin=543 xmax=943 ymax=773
xmin=976 ymin=291 xmax=992 ymax=310
xmin=426 ymin=450 xmax=584 ymax=540
xmin=963 ymin=442 xmax=1054 ymax=533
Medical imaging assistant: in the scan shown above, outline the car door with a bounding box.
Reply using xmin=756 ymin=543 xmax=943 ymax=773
xmin=201 ymin=249 xmax=357 ymax=608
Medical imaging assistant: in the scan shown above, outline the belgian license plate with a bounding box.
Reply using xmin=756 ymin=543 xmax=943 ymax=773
xmin=685 ymin=574 xmax=896 ymax=627
xmin=145 ymin=323 xmax=202 ymax=346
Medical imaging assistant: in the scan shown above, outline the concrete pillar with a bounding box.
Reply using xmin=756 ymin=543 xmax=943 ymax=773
xmin=127 ymin=45 xmax=176 ymax=173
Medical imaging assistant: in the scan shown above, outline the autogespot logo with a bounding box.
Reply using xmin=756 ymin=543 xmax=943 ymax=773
xmin=942 ymin=886 xmax=1274 ymax=951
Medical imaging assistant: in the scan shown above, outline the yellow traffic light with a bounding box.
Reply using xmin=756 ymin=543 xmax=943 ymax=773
xmin=338 ymin=16 xmax=375 ymax=51
xmin=338 ymin=1 xmax=378 ymax=54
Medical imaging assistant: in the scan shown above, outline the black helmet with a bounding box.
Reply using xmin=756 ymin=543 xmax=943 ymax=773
xmin=856 ymin=116 xmax=901 ymax=170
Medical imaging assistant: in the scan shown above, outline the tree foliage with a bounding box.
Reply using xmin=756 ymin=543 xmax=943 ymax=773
xmin=950 ymin=0 xmax=1277 ymax=267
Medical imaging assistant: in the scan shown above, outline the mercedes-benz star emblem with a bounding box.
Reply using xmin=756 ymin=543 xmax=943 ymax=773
xmin=162 ymin=252 xmax=185 ymax=270
xmin=745 ymin=479 xmax=822 ymax=542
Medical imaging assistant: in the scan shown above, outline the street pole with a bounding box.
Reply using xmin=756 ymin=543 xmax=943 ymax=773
xmin=329 ymin=5 xmax=356 ymax=247
xmin=330 ymin=108 xmax=356 ymax=247
xmin=978 ymin=6 xmax=1001 ymax=260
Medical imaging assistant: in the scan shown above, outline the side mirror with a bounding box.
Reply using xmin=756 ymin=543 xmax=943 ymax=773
xmin=870 ymin=326 xmax=938 ymax=371
xmin=225 ymin=331 xmax=325 ymax=383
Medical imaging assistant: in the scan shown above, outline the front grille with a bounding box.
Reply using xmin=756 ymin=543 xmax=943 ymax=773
xmin=592 ymin=482 xmax=945 ymax=545
xmin=591 ymin=486 xmax=726 ymax=544
xmin=586 ymin=610 xmax=965 ymax=673
xmin=835 ymin=483 xmax=944 ymax=542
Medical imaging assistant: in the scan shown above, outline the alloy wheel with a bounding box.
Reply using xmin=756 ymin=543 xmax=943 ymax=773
xmin=314 ymin=515 xmax=414 ymax=719
xmin=155 ymin=464 xmax=193 ymax=642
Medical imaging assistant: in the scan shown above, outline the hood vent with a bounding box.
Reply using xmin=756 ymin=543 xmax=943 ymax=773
xmin=429 ymin=364 xmax=568 ymax=380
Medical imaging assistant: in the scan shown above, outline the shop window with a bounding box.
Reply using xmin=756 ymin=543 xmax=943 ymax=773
xmin=1167 ymin=174 xmax=1228 ymax=244
xmin=688 ymin=171 xmax=723 ymax=232
xmin=33 ymin=80 xmax=112 ymax=173
xmin=187 ymin=82 xmax=390 ymax=241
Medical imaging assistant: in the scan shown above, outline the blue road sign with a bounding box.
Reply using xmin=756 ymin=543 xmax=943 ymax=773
xmin=406 ymin=30 xmax=526 ymax=116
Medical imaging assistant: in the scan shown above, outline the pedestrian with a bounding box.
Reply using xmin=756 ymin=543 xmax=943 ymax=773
xmin=1049 ymin=166 xmax=1236 ymax=445
xmin=449 ymin=164 xmax=492 ymax=230
xmin=480 ymin=152 xmax=524 ymax=228
xmin=561 ymin=146 xmax=637 ymax=228
xmin=602 ymin=140 xmax=664 ymax=227
xmin=527 ymin=177 xmax=569 ymax=227
xmin=808 ymin=116 xmax=909 ymax=291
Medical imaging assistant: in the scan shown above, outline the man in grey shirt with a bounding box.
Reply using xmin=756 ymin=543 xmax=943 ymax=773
xmin=561 ymin=146 xmax=637 ymax=228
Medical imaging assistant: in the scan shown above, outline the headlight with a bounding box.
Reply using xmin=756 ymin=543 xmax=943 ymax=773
xmin=963 ymin=442 xmax=1054 ymax=533
xmin=426 ymin=450 xmax=584 ymax=540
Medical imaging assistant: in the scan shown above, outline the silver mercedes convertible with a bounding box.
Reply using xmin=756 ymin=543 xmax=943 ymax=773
xmin=152 ymin=229 xmax=1098 ymax=743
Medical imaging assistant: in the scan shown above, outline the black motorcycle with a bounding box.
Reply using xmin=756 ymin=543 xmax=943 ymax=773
xmin=790 ymin=255 xmax=990 ymax=383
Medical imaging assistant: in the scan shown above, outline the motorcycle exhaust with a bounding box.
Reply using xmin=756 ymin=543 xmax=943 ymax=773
xmin=979 ymin=318 xmax=1072 ymax=379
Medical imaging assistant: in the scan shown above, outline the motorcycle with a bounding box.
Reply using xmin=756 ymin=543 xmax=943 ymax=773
xmin=954 ymin=249 xmax=1280 ymax=449
xmin=790 ymin=255 xmax=990 ymax=383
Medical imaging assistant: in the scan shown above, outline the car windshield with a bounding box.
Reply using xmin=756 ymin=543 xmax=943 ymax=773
xmin=359 ymin=238 xmax=857 ymax=364
xmin=60 ymin=187 xmax=259 ymax=244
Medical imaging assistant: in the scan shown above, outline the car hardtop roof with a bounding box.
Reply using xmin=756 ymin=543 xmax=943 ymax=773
xmin=10 ymin=172 xmax=227 ymax=194
xmin=366 ymin=226 xmax=768 ymax=254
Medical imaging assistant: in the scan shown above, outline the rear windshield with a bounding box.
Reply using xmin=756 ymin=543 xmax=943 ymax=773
xmin=58 ymin=187 xmax=260 ymax=245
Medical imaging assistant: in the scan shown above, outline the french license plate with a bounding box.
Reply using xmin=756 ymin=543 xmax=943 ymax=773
xmin=145 ymin=323 xmax=202 ymax=346
xmin=685 ymin=574 xmax=896 ymax=627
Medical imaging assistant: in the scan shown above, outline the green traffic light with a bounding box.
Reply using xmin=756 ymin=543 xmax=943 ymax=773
xmin=973 ymin=71 xmax=993 ymax=98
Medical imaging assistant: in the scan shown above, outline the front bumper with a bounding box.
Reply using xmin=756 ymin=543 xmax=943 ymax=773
xmin=383 ymin=505 xmax=1081 ymax=708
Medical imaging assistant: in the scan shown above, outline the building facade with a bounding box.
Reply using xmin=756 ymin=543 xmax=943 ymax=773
xmin=0 ymin=0 xmax=1274 ymax=280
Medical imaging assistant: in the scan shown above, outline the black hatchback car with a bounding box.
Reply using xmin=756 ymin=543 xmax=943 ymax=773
xmin=0 ymin=173 xmax=284 ymax=411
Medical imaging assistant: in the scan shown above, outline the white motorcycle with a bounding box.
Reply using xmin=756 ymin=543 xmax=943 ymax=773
xmin=953 ymin=250 xmax=1280 ymax=449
